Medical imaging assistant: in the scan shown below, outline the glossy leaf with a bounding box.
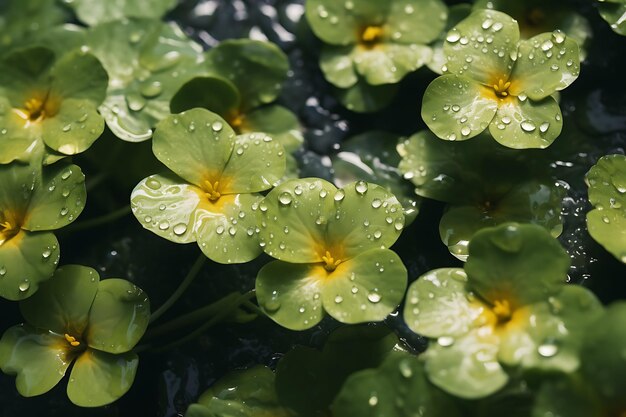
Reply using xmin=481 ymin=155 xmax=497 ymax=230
xmin=352 ymin=43 xmax=432 ymax=86
xmin=86 ymin=278 xmax=150 ymax=354
xmin=241 ymin=105 xmax=303 ymax=153
xmin=465 ymin=223 xmax=570 ymax=308
xmin=428 ymin=4 xmax=472 ymax=74
xmin=0 ymin=325 xmax=74 ymax=397
xmin=443 ymin=9 xmax=519 ymax=85
xmin=532 ymin=375 xmax=600 ymax=417
xmin=404 ymin=268 xmax=488 ymax=338
xmin=86 ymin=19 xmax=206 ymax=142
xmin=425 ymin=327 xmax=507 ymax=399
xmin=598 ymin=1 xmax=626 ymax=36
xmin=169 ymin=76 xmax=240 ymax=116
xmin=66 ymin=349 xmax=139 ymax=407
xmin=19 ymin=265 xmax=99 ymax=336
xmin=385 ymin=0 xmax=447 ymax=45
xmin=320 ymin=46 xmax=358 ymax=89
xmin=69 ymin=0 xmax=178 ymax=26
xmin=422 ymin=75 xmax=498 ymax=142
xmin=256 ymin=261 xmax=326 ymax=330
xmin=321 ymin=249 xmax=407 ymax=324
xmin=585 ymin=154 xmax=626 ymax=263
xmin=332 ymin=131 xmax=420 ymax=223
xmin=335 ymin=78 xmax=399 ymax=113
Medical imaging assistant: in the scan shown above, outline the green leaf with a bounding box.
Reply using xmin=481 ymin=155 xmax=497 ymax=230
xmin=489 ymin=96 xmax=563 ymax=149
xmin=258 ymin=178 xmax=336 ymax=264
xmin=580 ymin=301 xmax=626 ymax=405
xmin=169 ymin=76 xmax=240 ymax=116
xmin=131 ymin=173 xmax=207 ymax=244
xmin=19 ymin=265 xmax=99 ymax=336
xmin=69 ymin=0 xmax=178 ymax=26
xmin=326 ymin=181 xmax=404 ymax=258
xmin=305 ymin=0 xmax=390 ymax=45
xmin=335 ymin=77 xmax=398 ymax=113
xmin=321 ymin=249 xmax=407 ymax=324
xmin=66 ymin=349 xmax=139 ymax=407
xmin=194 ymin=193 xmax=264 ymax=264
xmin=219 ymin=132 xmax=286 ymax=194
xmin=205 ymin=40 xmax=289 ymax=110
xmin=332 ymin=351 xmax=462 ymax=417
xmin=465 ymin=223 xmax=569 ymax=308
xmin=86 ymin=278 xmax=150 ymax=354
xmin=598 ymin=2 xmax=626 ymax=36
xmin=425 ymin=328 xmax=507 ymax=399
xmin=352 ymin=43 xmax=432 ymax=85
xmin=256 ymin=261 xmax=325 ymax=331
xmin=86 ymin=19 xmax=206 ymax=142
xmin=443 ymin=9 xmax=519 ymax=85
xmin=320 ymin=46 xmax=358 ymax=88
xmin=152 ymin=109 xmax=235 ymax=187
xmin=241 ymin=105 xmax=304 ymax=153
xmin=585 ymin=154 xmax=626 ymax=263
xmin=428 ymin=4 xmax=472 ymax=74
xmin=194 ymin=366 xmax=295 ymax=417
xmin=509 ymin=32 xmax=580 ymax=101
xmin=24 ymin=163 xmax=87 ymax=231
xmin=532 ymin=375 xmax=600 ymax=417
xmin=404 ymin=268 xmax=487 ymax=338
xmin=0 ymin=324 xmax=74 ymax=397
xmin=331 ymin=131 xmax=420 ymax=224
xmin=422 ymin=75 xmax=498 ymax=142
xmin=385 ymin=0 xmax=448 ymax=45
xmin=439 ymin=180 xmax=565 ymax=260
xmin=0 ymin=231 xmax=59 ymax=301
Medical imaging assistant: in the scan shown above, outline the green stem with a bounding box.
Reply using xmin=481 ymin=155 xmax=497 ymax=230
xmin=85 ymin=172 xmax=109 ymax=192
xmin=149 ymin=254 xmax=207 ymax=324
xmin=62 ymin=205 xmax=132 ymax=234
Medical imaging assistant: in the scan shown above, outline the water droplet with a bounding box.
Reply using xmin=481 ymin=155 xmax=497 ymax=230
xmin=146 ymin=178 xmax=161 ymax=190
xmin=334 ymin=295 xmax=343 ymax=304
xmin=521 ymin=120 xmax=536 ymax=132
xmin=42 ymin=249 xmax=52 ymax=259
xmin=446 ymin=31 xmax=461 ymax=43
xmin=0 ymin=266 xmax=5 ymax=276
xmin=334 ymin=189 xmax=345 ymax=201
xmin=141 ymin=81 xmax=162 ymax=98
xmin=212 ymin=122 xmax=223 ymax=132
xmin=437 ymin=336 xmax=454 ymax=347
xmin=279 ymin=192 xmax=293 ymax=205
xmin=159 ymin=221 xmax=170 ymax=230
xmin=61 ymin=169 xmax=72 ymax=180
xmin=18 ymin=281 xmax=30 ymax=292
xmin=539 ymin=122 xmax=550 ymax=133
xmin=538 ymin=341 xmax=559 ymax=357
xmin=173 ymin=223 xmax=187 ymax=235
xmin=368 ymin=395 xmax=378 ymax=406
xmin=461 ymin=126 xmax=471 ymax=136
xmin=62 ymin=124 xmax=72 ymax=132
xmin=371 ymin=199 xmax=382 ymax=208
xmin=399 ymin=360 xmax=413 ymax=378
xmin=367 ymin=292 xmax=381 ymax=303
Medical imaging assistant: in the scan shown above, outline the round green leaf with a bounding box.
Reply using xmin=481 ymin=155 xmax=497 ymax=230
xmin=195 ymin=366 xmax=295 ymax=417
xmin=169 ymin=76 xmax=240 ymax=116
xmin=598 ymin=1 xmax=626 ymax=36
xmin=385 ymin=0 xmax=448 ymax=45
xmin=24 ymin=163 xmax=87 ymax=231
xmin=332 ymin=131 xmax=420 ymax=224
xmin=352 ymin=43 xmax=432 ymax=85
xmin=194 ymin=193 xmax=264 ymax=264
xmin=422 ymin=75 xmax=498 ymax=142
xmin=332 ymin=351 xmax=461 ymax=417
xmin=532 ymin=376 xmax=600 ymax=417
xmin=305 ymin=0 xmax=389 ymax=46
xmin=0 ymin=324 xmax=74 ymax=397
xmin=404 ymin=268 xmax=488 ymax=338
xmin=86 ymin=279 xmax=150 ymax=354
xmin=428 ymin=4 xmax=472 ymax=74
xmin=580 ymin=301 xmax=626 ymax=405
xmin=152 ymin=108 xmax=235 ymax=187
xmin=86 ymin=19 xmax=206 ymax=142
xmin=509 ymin=32 xmax=580 ymax=101
xmin=425 ymin=327 xmax=507 ymax=399
xmin=498 ymin=285 xmax=603 ymax=373
xmin=335 ymin=77 xmax=399 ymax=113
xmin=258 ymin=178 xmax=336 ymax=263
xmin=256 ymin=261 xmax=325 ymax=331
xmin=321 ymin=248 xmax=407 ymax=324
xmin=66 ymin=349 xmax=139 ymax=407
xmin=465 ymin=223 xmax=570 ymax=308
xmin=0 ymin=231 xmax=59 ymax=301
xmin=19 ymin=265 xmax=99 ymax=336
xmin=320 ymin=46 xmax=358 ymax=89
xmin=489 ymin=96 xmax=563 ymax=149
xmin=69 ymin=0 xmax=177 ymax=26
xmin=219 ymin=132 xmax=286 ymax=195
xmin=241 ymin=105 xmax=303 ymax=153
xmin=585 ymin=154 xmax=626 ymax=263
xmin=205 ymin=40 xmax=289 ymax=111
xmin=326 ymin=181 xmax=404 ymax=258
xmin=439 ymin=180 xmax=565 ymax=260
xmin=443 ymin=9 xmax=519 ymax=85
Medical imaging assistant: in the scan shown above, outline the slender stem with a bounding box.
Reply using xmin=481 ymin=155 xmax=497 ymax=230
xmin=149 ymin=254 xmax=207 ymax=324
xmin=62 ymin=205 xmax=132 ymax=234
xmin=85 ymin=172 xmax=109 ymax=192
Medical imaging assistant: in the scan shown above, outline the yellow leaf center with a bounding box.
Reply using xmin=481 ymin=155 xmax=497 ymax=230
xmin=360 ymin=26 xmax=384 ymax=47
xmin=321 ymin=250 xmax=342 ymax=272
xmin=229 ymin=112 xmax=245 ymax=132
xmin=492 ymin=299 xmax=512 ymax=323
xmin=64 ymin=333 xmax=81 ymax=347
xmin=204 ymin=180 xmax=222 ymax=202
xmin=0 ymin=211 xmax=20 ymax=246
xmin=13 ymin=90 xmax=60 ymax=126
xmin=492 ymin=78 xmax=512 ymax=98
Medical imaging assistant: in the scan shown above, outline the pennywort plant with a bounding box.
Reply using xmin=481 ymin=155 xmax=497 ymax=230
xmin=0 ymin=265 xmax=150 ymax=407
xmin=423 ymin=9 xmax=580 ymax=148
xmin=255 ymin=178 xmax=407 ymax=330
xmin=131 ymin=108 xmax=286 ymax=264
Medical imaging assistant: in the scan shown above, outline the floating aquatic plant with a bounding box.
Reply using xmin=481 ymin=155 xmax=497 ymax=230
xmin=404 ymin=223 xmax=603 ymax=398
xmin=0 ymin=265 xmax=150 ymax=407
xmin=0 ymin=161 xmax=85 ymax=300
xmin=422 ymin=9 xmax=580 ymax=149
xmin=255 ymin=178 xmax=407 ymax=330
xmin=131 ymin=108 xmax=285 ymax=264
xmin=0 ymin=46 xmax=108 ymax=164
